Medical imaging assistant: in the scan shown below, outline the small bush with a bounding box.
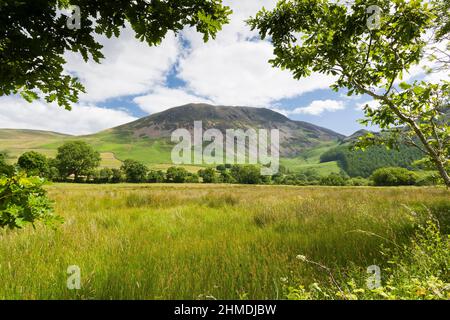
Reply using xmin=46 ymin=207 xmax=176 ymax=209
xmin=230 ymin=165 xmax=261 ymax=184
xmin=370 ymin=167 xmax=418 ymax=186
xmin=185 ymin=173 xmax=200 ymax=183
xmin=319 ymin=173 xmax=348 ymax=186
xmin=415 ymin=172 xmax=442 ymax=186
xmin=199 ymin=168 xmax=218 ymax=183
xmin=166 ymin=167 xmax=189 ymax=183
xmin=349 ymin=177 xmax=369 ymax=186
xmin=121 ymin=159 xmax=148 ymax=183
xmin=147 ymin=170 xmax=165 ymax=183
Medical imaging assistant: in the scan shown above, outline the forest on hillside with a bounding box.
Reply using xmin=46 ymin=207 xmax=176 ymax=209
xmin=320 ymin=145 xmax=424 ymax=177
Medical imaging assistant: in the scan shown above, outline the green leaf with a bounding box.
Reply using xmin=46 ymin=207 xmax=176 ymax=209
xmin=399 ymin=82 xmax=412 ymax=90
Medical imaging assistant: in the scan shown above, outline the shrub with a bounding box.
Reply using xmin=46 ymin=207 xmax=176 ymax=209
xmin=98 ymin=168 xmax=113 ymax=183
xmin=47 ymin=167 xmax=61 ymax=182
xmin=349 ymin=177 xmax=369 ymax=186
xmin=185 ymin=173 xmax=200 ymax=183
xmin=230 ymin=165 xmax=261 ymax=184
xmin=415 ymin=172 xmax=442 ymax=186
xmin=218 ymin=171 xmax=235 ymax=183
xmin=0 ymin=173 xmax=62 ymax=229
xmin=319 ymin=173 xmax=348 ymax=186
xmin=198 ymin=167 xmax=217 ymax=183
xmin=0 ymin=151 xmax=13 ymax=177
xmin=111 ymin=168 xmax=125 ymax=183
xmin=216 ymin=164 xmax=226 ymax=172
xmin=147 ymin=170 xmax=165 ymax=183
xmin=121 ymin=159 xmax=148 ymax=183
xmin=166 ymin=167 xmax=189 ymax=183
xmin=370 ymin=167 xmax=418 ymax=186
xmin=47 ymin=158 xmax=62 ymax=181
xmin=17 ymin=151 xmax=49 ymax=177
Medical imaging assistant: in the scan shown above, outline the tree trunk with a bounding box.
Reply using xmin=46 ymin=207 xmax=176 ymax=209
xmin=382 ymin=100 xmax=450 ymax=188
xmin=432 ymin=157 xmax=450 ymax=188
xmin=351 ymin=79 xmax=450 ymax=187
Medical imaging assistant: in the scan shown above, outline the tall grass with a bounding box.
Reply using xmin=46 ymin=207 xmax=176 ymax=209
xmin=0 ymin=184 xmax=448 ymax=299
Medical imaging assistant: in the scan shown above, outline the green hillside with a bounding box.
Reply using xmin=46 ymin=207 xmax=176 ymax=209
xmin=0 ymin=104 xmax=348 ymax=175
xmin=280 ymin=141 xmax=341 ymax=174
xmin=0 ymin=128 xmax=340 ymax=175
xmin=0 ymin=129 xmax=69 ymax=159
xmin=320 ymin=144 xmax=424 ymax=177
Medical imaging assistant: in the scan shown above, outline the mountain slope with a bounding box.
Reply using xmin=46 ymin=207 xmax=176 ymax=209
xmin=0 ymin=129 xmax=71 ymax=159
xmin=0 ymin=104 xmax=345 ymax=173
xmin=111 ymin=103 xmax=345 ymax=157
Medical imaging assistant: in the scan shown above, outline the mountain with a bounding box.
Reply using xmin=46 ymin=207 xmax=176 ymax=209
xmin=341 ymin=129 xmax=374 ymax=143
xmin=0 ymin=104 xmax=346 ymax=174
xmin=111 ymin=103 xmax=345 ymax=157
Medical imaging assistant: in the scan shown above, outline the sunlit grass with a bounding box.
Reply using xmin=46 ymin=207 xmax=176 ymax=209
xmin=0 ymin=184 xmax=448 ymax=299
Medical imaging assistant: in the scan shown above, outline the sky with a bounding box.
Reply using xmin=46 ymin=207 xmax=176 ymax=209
xmin=0 ymin=0 xmax=446 ymax=136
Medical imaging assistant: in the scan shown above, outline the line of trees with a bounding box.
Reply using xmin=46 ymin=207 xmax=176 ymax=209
xmin=1 ymin=141 xmax=442 ymax=187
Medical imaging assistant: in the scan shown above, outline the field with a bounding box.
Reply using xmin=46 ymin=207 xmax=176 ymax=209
xmin=0 ymin=183 xmax=448 ymax=299
xmin=0 ymin=129 xmax=340 ymax=175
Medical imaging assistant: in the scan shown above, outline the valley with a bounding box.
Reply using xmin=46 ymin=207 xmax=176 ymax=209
xmin=0 ymin=104 xmax=348 ymax=175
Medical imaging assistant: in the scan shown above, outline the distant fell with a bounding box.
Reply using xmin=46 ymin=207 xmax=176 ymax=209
xmin=112 ymin=103 xmax=345 ymax=157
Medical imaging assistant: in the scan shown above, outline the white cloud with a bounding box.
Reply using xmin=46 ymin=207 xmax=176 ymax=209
xmin=133 ymin=87 xmax=212 ymax=114
xmin=5 ymin=0 xmax=345 ymax=133
xmin=0 ymin=96 xmax=136 ymax=135
xmin=340 ymin=93 xmax=364 ymax=101
xmin=268 ymin=107 xmax=290 ymax=117
xmin=176 ymin=41 xmax=334 ymax=107
xmin=397 ymin=32 xmax=449 ymax=84
xmin=64 ymin=27 xmax=180 ymax=103
xmin=291 ymin=100 xmax=345 ymax=116
xmin=128 ymin=0 xmax=335 ymax=113
xmin=181 ymin=0 xmax=278 ymax=49
xmin=424 ymin=70 xmax=450 ymax=83
xmin=356 ymin=100 xmax=381 ymax=111
xmin=269 ymin=100 xmax=346 ymax=116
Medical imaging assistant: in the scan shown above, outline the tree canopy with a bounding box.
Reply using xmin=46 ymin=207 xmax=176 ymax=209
xmin=121 ymin=159 xmax=148 ymax=183
xmin=55 ymin=141 xmax=101 ymax=179
xmin=249 ymin=0 xmax=450 ymax=186
xmin=0 ymin=0 xmax=231 ymax=109
xmin=18 ymin=151 xmax=49 ymax=177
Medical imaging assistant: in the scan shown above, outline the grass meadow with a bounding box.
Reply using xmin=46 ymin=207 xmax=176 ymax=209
xmin=0 ymin=184 xmax=448 ymax=299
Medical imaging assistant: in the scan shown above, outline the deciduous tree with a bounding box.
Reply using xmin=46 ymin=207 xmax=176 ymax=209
xmin=0 ymin=0 xmax=231 ymax=109
xmin=249 ymin=0 xmax=450 ymax=186
xmin=18 ymin=151 xmax=49 ymax=177
xmin=56 ymin=141 xmax=101 ymax=179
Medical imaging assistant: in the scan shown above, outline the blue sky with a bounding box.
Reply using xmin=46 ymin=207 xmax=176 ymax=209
xmin=0 ymin=0 xmax=441 ymax=136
